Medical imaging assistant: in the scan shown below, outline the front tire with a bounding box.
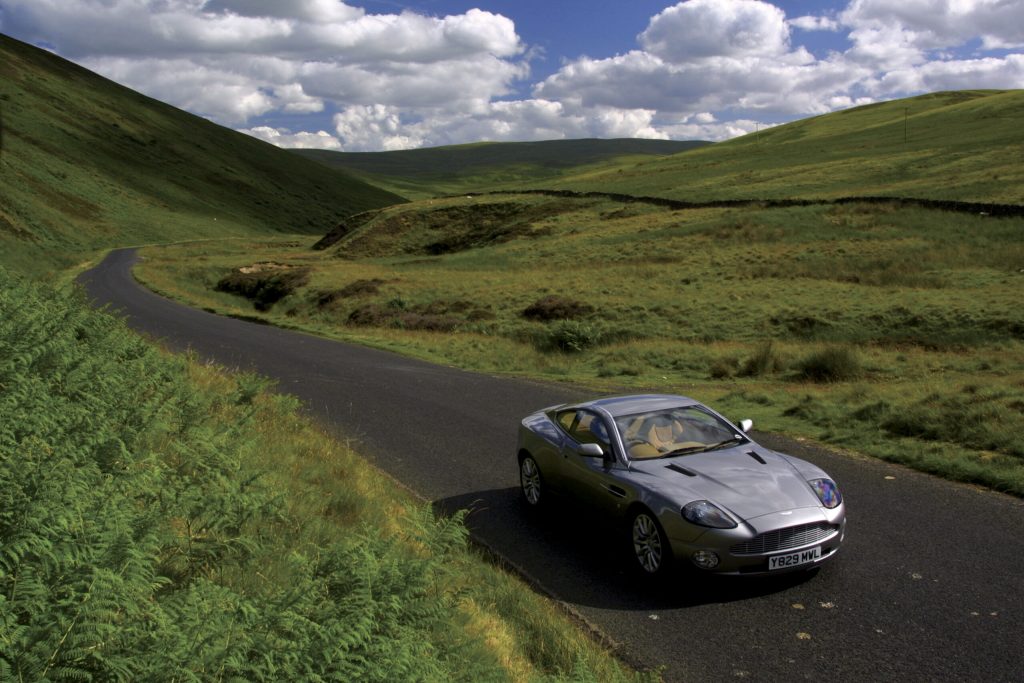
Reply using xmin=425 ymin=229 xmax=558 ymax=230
xmin=630 ymin=509 xmax=671 ymax=577
xmin=519 ymin=455 xmax=544 ymax=509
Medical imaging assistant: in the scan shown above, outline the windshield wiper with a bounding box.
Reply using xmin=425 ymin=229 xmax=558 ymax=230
xmin=661 ymin=445 xmax=711 ymax=458
xmin=702 ymin=436 xmax=746 ymax=452
xmin=663 ymin=436 xmax=745 ymax=456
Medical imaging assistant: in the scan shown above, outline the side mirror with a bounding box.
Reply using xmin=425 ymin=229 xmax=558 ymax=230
xmin=576 ymin=443 xmax=605 ymax=458
xmin=739 ymin=419 xmax=753 ymax=433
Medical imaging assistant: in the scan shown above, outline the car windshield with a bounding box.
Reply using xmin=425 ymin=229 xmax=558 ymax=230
xmin=614 ymin=406 xmax=748 ymax=460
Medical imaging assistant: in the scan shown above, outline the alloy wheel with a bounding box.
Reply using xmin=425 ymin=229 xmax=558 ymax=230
xmin=632 ymin=512 xmax=664 ymax=574
xmin=520 ymin=456 xmax=542 ymax=506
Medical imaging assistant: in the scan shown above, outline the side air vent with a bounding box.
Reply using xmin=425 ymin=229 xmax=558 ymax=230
xmin=666 ymin=463 xmax=697 ymax=477
xmin=746 ymin=450 xmax=766 ymax=464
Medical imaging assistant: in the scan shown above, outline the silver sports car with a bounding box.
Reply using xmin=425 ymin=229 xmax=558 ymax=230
xmin=516 ymin=394 xmax=846 ymax=577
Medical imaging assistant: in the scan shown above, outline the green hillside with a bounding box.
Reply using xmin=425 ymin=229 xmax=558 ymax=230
xmin=0 ymin=33 xmax=405 ymax=275
xmin=295 ymin=138 xmax=709 ymax=199
xmin=547 ymin=90 xmax=1024 ymax=204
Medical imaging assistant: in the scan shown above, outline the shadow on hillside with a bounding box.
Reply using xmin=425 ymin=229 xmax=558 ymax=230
xmin=432 ymin=487 xmax=818 ymax=611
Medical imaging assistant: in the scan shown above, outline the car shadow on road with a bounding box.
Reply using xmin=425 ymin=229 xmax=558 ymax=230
xmin=432 ymin=487 xmax=818 ymax=611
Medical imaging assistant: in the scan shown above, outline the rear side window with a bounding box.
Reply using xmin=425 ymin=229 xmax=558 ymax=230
xmin=556 ymin=409 xmax=610 ymax=448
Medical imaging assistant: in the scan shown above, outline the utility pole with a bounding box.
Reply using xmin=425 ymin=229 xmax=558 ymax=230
xmin=904 ymin=108 xmax=908 ymax=144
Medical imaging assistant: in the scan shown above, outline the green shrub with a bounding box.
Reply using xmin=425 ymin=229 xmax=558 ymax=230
xmin=739 ymin=340 xmax=786 ymax=377
xmin=541 ymin=320 xmax=601 ymax=353
xmin=795 ymin=346 xmax=863 ymax=382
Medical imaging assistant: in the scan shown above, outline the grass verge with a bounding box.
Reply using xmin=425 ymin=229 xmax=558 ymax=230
xmin=0 ymin=267 xmax=654 ymax=681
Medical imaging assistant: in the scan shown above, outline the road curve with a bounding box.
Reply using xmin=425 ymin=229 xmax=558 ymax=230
xmin=78 ymin=248 xmax=1024 ymax=682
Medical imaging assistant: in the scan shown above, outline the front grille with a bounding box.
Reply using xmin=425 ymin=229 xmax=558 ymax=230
xmin=730 ymin=521 xmax=839 ymax=555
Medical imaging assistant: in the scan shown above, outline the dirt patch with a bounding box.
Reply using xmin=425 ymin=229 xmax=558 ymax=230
xmin=216 ymin=265 xmax=311 ymax=311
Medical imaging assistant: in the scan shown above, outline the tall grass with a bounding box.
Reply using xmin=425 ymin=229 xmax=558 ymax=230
xmin=0 ymin=267 xmax=650 ymax=681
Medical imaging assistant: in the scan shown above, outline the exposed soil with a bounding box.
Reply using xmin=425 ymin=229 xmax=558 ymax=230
xmin=216 ymin=265 xmax=311 ymax=311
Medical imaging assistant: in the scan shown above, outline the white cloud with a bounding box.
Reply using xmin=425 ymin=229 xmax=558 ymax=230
xmin=789 ymin=15 xmax=840 ymax=32
xmin=333 ymin=104 xmax=426 ymax=151
xmin=2 ymin=0 xmax=1022 ymax=151
xmin=83 ymin=56 xmax=278 ymax=124
xmin=534 ymin=48 xmax=857 ymax=120
xmin=872 ymin=54 xmax=1024 ymax=95
xmin=660 ymin=117 xmax=769 ymax=141
xmin=842 ymin=0 xmax=1024 ymax=58
xmin=329 ymin=99 xmax=671 ymax=151
xmin=241 ymin=126 xmax=342 ymax=150
xmin=205 ymin=0 xmax=365 ymax=23
xmin=0 ymin=0 xmax=528 ymax=128
xmin=640 ymin=0 xmax=791 ymax=61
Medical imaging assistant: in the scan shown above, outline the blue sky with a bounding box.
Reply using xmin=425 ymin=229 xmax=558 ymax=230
xmin=2 ymin=1 xmax=1022 ymax=150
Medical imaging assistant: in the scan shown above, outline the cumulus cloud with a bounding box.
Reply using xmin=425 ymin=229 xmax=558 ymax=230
xmin=640 ymin=0 xmax=791 ymax=61
xmin=789 ymin=15 xmax=840 ymax=32
xmin=0 ymin=0 xmax=528 ymax=127
xmin=241 ymin=126 xmax=342 ymax=150
xmin=535 ymin=0 xmax=1023 ymax=140
xmin=205 ymin=0 xmax=365 ymax=24
xmin=842 ymin=0 xmax=1024 ymax=52
xmin=2 ymin=0 xmax=1023 ymax=150
xmin=328 ymin=99 xmax=668 ymax=151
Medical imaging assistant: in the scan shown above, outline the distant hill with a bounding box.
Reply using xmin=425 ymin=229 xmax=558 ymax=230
xmin=545 ymin=90 xmax=1024 ymax=204
xmin=0 ymin=34 xmax=405 ymax=275
xmin=294 ymin=138 xmax=709 ymax=199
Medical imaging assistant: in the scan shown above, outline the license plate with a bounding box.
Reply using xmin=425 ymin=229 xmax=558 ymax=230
xmin=768 ymin=545 xmax=822 ymax=570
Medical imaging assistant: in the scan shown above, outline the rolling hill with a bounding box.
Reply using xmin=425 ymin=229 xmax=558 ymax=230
xmin=294 ymin=138 xmax=709 ymax=199
xmin=545 ymin=90 xmax=1024 ymax=204
xmin=0 ymin=33 xmax=405 ymax=275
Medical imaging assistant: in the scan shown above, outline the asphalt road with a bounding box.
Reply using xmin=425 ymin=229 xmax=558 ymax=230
xmin=79 ymin=248 xmax=1024 ymax=682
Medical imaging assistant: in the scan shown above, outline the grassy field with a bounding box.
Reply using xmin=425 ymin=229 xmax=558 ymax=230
xmin=295 ymin=139 xmax=708 ymax=199
xmin=0 ymin=34 xmax=404 ymax=276
xmin=542 ymin=90 xmax=1024 ymax=205
xmin=0 ymin=266 xmax=653 ymax=682
xmin=136 ymin=192 xmax=1024 ymax=495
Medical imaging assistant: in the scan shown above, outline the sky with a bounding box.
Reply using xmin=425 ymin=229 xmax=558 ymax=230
xmin=2 ymin=0 xmax=1022 ymax=151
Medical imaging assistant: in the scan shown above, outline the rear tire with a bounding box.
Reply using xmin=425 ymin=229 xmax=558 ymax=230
xmin=519 ymin=455 xmax=544 ymax=509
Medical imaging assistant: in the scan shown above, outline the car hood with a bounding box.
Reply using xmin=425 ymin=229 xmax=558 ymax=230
xmin=630 ymin=446 xmax=823 ymax=521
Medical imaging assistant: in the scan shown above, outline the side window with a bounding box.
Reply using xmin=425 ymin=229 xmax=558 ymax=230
xmin=556 ymin=410 xmax=576 ymax=433
xmin=572 ymin=411 xmax=611 ymax=448
xmin=556 ymin=410 xmax=611 ymax=448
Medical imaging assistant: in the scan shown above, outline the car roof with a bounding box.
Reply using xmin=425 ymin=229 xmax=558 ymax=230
xmin=576 ymin=394 xmax=698 ymax=418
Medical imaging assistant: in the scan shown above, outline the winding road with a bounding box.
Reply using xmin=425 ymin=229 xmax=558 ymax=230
xmin=79 ymin=248 xmax=1023 ymax=682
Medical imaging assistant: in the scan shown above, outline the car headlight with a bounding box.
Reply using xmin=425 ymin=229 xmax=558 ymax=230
xmin=809 ymin=478 xmax=842 ymax=508
xmin=682 ymin=500 xmax=737 ymax=529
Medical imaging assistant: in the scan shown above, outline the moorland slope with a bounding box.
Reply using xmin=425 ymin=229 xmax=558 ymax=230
xmin=547 ymin=90 xmax=1024 ymax=204
xmin=0 ymin=33 xmax=405 ymax=275
xmin=295 ymin=138 xmax=708 ymax=198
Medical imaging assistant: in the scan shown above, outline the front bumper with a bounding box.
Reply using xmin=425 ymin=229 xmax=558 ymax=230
xmin=666 ymin=505 xmax=847 ymax=575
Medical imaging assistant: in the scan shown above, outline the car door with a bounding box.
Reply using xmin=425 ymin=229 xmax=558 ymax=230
xmin=557 ymin=409 xmax=632 ymax=517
